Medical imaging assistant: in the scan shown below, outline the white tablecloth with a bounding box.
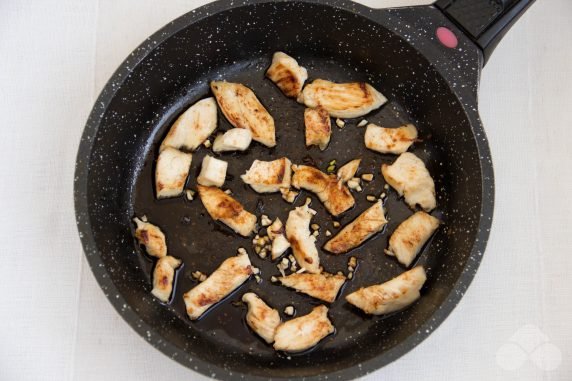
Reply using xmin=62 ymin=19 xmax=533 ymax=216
xmin=1 ymin=0 xmax=570 ymax=380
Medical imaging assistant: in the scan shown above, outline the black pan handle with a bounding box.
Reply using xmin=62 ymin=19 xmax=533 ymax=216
xmin=435 ymin=0 xmax=535 ymax=64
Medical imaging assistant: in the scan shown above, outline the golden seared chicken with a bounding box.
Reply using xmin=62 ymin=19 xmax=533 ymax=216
xmin=386 ymin=211 xmax=440 ymax=267
xmin=242 ymin=292 xmax=281 ymax=343
xmin=337 ymin=159 xmax=361 ymax=183
xmin=291 ymin=165 xmax=355 ymax=216
xmin=365 ymin=123 xmax=418 ymax=154
xmin=346 ymin=266 xmax=426 ymax=315
xmin=273 ymin=305 xmax=334 ymax=352
xmin=197 ymin=185 xmax=257 ymax=237
xmin=381 ymin=152 xmax=436 ymax=212
xmin=267 ymin=218 xmax=290 ymax=260
xmin=278 ymin=273 xmax=346 ymax=303
xmin=266 ymin=52 xmax=308 ymax=98
xmin=304 ymin=107 xmax=331 ymax=150
xmin=160 ymin=97 xmax=218 ymax=152
xmin=212 ymin=128 xmax=252 ymax=152
xmin=285 ymin=202 xmax=320 ymax=273
xmin=183 ymin=252 xmax=252 ymax=320
xmin=133 ymin=217 xmax=167 ymax=258
xmin=210 ymin=81 xmax=276 ymax=147
xmin=155 ymin=147 xmax=192 ymax=199
xmin=323 ymin=200 xmax=387 ymax=254
xmin=241 ymin=158 xmax=292 ymax=193
xmin=151 ymin=256 xmax=182 ymax=302
xmin=297 ymin=79 xmax=387 ymax=119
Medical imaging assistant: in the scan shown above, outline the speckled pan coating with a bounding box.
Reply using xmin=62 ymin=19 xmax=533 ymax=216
xmin=74 ymin=0 xmax=494 ymax=380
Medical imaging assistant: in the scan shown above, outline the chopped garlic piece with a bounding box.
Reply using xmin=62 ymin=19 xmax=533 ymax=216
xmin=261 ymin=214 xmax=272 ymax=227
xmin=361 ymin=173 xmax=374 ymax=182
xmin=284 ymin=305 xmax=295 ymax=316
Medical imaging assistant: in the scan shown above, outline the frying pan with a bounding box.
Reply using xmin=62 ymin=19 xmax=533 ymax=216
xmin=74 ymin=0 xmax=534 ymax=379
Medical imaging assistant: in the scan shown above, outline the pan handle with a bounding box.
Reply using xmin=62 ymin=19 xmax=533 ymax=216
xmin=435 ymin=0 xmax=535 ymax=64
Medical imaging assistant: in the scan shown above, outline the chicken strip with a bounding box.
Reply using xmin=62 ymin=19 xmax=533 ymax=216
xmin=133 ymin=217 xmax=167 ymax=258
xmin=297 ymin=79 xmax=387 ymax=119
xmin=382 ymin=153 xmax=436 ymax=211
xmin=323 ymin=200 xmax=387 ymax=255
xmin=346 ymin=266 xmax=426 ymax=315
xmin=210 ymin=81 xmax=276 ymax=147
xmin=291 ymin=165 xmax=355 ymax=216
xmin=285 ymin=202 xmax=320 ymax=273
xmin=160 ymin=97 xmax=217 ymax=152
xmin=155 ymin=147 xmax=192 ymax=199
xmin=197 ymin=185 xmax=257 ymax=237
xmin=273 ymin=305 xmax=334 ymax=352
xmin=267 ymin=218 xmax=290 ymax=260
xmin=266 ymin=52 xmax=308 ymax=98
xmin=304 ymin=107 xmax=331 ymax=150
xmin=183 ymin=253 xmax=252 ymax=320
xmin=212 ymin=128 xmax=252 ymax=152
xmin=278 ymin=273 xmax=346 ymax=303
xmin=242 ymin=292 xmax=281 ymax=343
xmin=337 ymin=159 xmax=361 ymax=183
xmin=365 ymin=123 xmax=418 ymax=155
xmin=241 ymin=158 xmax=292 ymax=193
xmin=151 ymin=256 xmax=182 ymax=302
xmin=386 ymin=211 xmax=440 ymax=267
xmin=197 ymin=155 xmax=228 ymax=188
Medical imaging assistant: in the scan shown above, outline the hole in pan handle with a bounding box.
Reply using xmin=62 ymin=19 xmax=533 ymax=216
xmin=435 ymin=0 xmax=536 ymax=65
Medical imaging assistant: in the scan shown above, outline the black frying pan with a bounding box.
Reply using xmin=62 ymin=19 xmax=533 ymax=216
xmin=74 ymin=0 xmax=534 ymax=379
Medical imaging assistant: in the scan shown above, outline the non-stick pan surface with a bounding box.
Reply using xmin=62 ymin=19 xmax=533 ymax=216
xmin=75 ymin=0 xmax=498 ymax=379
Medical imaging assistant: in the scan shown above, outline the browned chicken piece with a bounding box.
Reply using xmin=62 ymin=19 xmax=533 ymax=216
xmin=242 ymin=292 xmax=281 ymax=343
xmin=381 ymin=152 xmax=436 ymax=211
xmin=197 ymin=155 xmax=228 ymax=188
xmin=291 ymin=165 xmax=355 ymax=216
xmin=337 ymin=158 xmax=361 ymax=183
xmin=210 ymin=81 xmax=276 ymax=147
xmin=386 ymin=211 xmax=440 ymax=267
xmin=155 ymin=147 xmax=192 ymax=199
xmin=151 ymin=256 xmax=182 ymax=302
xmin=212 ymin=128 xmax=252 ymax=152
xmin=323 ymin=200 xmax=387 ymax=255
xmin=267 ymin=218 xmax=290 ymax=260
xmin=197 ymin=185 xmax=257 ymax=237
xmin=346 ymin=266 xmax=426 ymax=315
xmin=278 ymin=272 xmax=346 ymax=303
xmin=183 ymin=253 xmax=252 ymax=320
xmin=133 ymin=217 xmax=167 ymax=258
xmin=159 ymin=97 xmax=217 ymax=152
xmin=304 ymin=107 xmax=331 ymax=150
xmin=285 ymin=202 xmax=320 ymax=273
xmin=297 ymin=79 xmax=387 ymax=119
xmin=241 ymin=157 xmax=292 ymax=193
xmin=273 ymin=305 xmax=334 ymax=352
xmin=266 ymin=52 xmax=308 ymax=98
xmin=365 ymin=123 xmax=418 ymax=155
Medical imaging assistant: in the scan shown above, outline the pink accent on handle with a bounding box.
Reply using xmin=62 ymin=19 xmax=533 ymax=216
xmin=436 ymin=27 xmax=459 ymax=49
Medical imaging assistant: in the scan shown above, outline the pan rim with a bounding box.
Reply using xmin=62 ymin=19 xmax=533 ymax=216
xmin=74 ymin=0 xmax=494 ymax=379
